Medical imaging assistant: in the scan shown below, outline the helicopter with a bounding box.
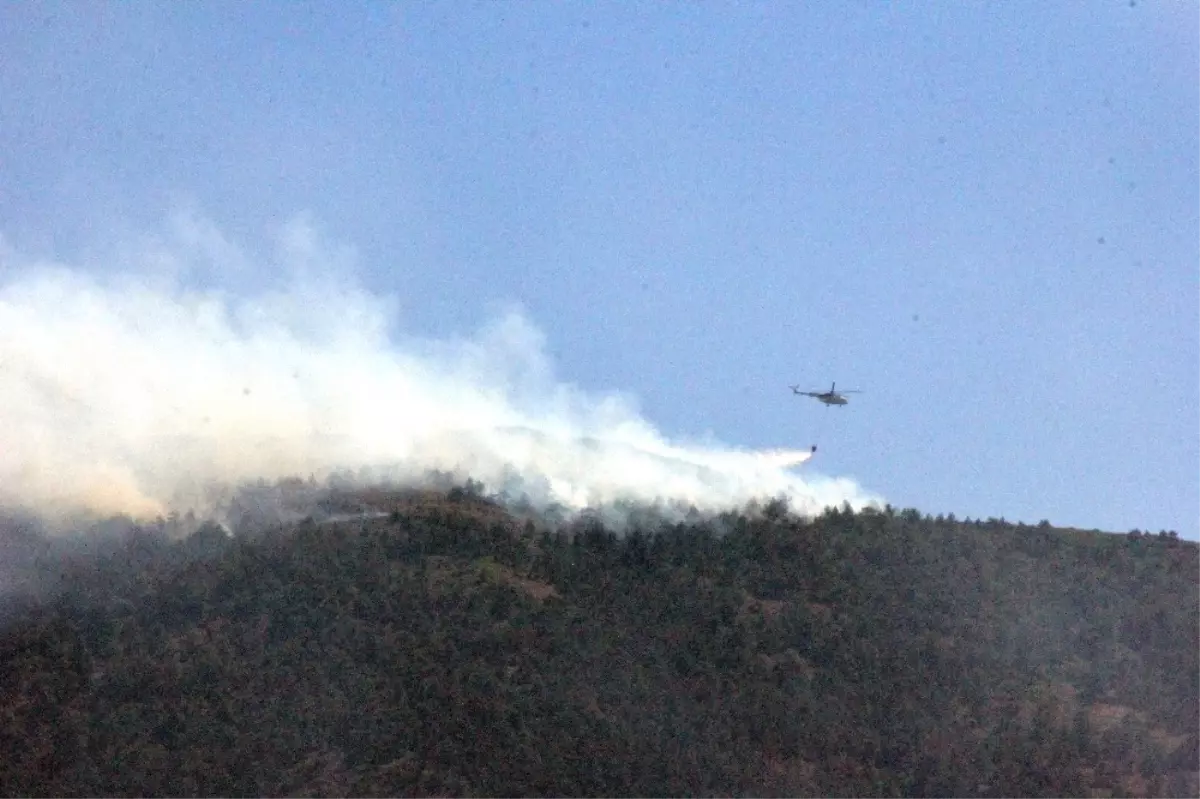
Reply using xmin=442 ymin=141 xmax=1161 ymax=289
xmin=790 ymin=382 xmax=862 ymax=406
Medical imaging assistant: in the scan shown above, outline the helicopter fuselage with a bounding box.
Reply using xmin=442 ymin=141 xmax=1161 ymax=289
xmin=814 ymin=393 xmax=848 ymax=405
xmin=793 ymin=382 xmax=856 ymax=405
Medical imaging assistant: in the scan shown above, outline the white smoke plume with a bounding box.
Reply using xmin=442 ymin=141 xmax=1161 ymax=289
xmin=0 ymin=215 xmax=882 ymax=531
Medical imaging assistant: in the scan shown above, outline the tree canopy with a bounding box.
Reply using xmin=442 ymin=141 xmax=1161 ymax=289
xmin=1 ymin=487 xmax=1196 ymax=797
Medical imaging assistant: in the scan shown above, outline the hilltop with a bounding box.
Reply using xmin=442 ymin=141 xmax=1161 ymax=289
xmin=1 ymin=485 xmax=1196 ymax=797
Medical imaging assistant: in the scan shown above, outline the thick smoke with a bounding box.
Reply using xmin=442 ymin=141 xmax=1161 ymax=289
xmin=0 ymin=216 xmax=881 ymax=531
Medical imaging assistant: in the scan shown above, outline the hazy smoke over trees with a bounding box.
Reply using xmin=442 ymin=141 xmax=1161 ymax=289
xmin=0 ymin=215 xmax=880 ymax=530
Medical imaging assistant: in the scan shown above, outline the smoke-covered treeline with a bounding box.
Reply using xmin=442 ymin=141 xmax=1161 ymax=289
xmin=0 ymin=217 xmax=878 ymax=533
xmin=1 ymin=487 xmax=1195 ymax=797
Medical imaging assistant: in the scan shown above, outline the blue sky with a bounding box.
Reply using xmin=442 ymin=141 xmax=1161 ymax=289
xmin=1 ymin=1 xmax=1196 ymax=536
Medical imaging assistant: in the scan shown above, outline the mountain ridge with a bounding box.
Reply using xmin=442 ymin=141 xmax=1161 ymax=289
xmin=1 ymin=483 xmax=1196 ymax=797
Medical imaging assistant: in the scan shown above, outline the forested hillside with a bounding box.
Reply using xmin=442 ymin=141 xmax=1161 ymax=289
xmin=1 ymin=486 xmax=1196 ymax=797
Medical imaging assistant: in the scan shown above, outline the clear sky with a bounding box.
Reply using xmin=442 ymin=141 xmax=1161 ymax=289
xmin=1 ymin=2 xmax=1196 ymax=536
